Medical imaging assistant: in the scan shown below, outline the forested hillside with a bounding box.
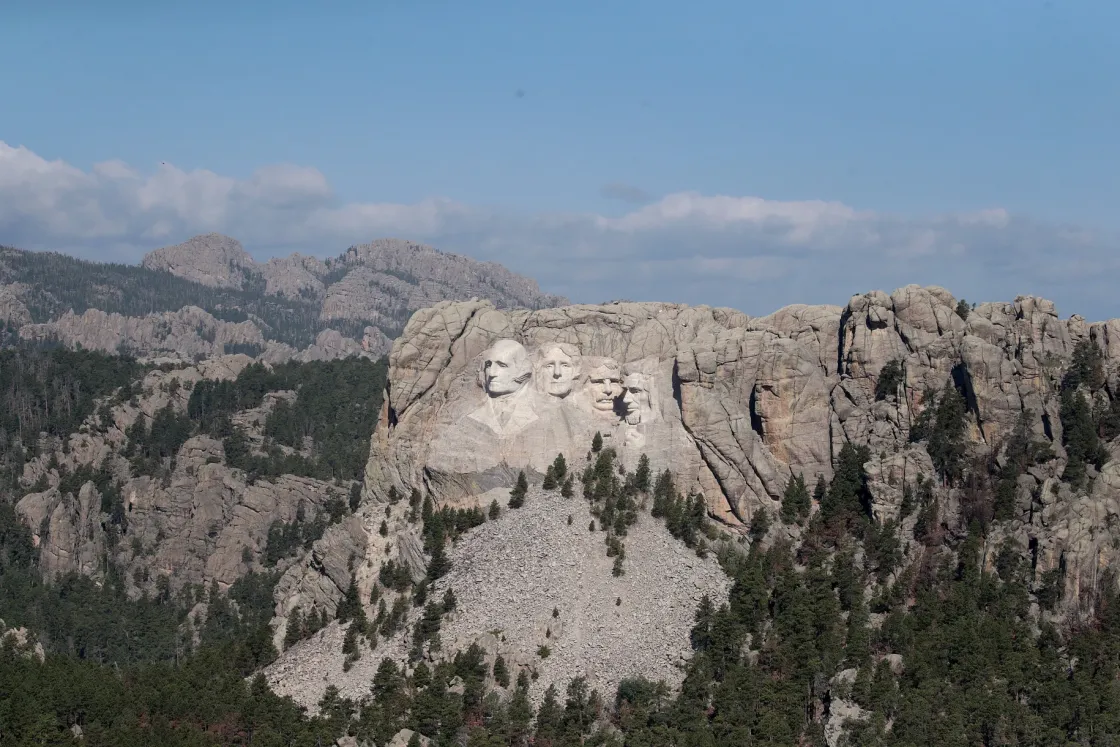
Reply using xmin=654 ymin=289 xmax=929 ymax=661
xmin=5 ymin=429 xmax=1120 ymax=745
xmin=0 ymin=247 xmax=326 ymax=348
xmin=0 ymin=234 xmax=568 ymax=360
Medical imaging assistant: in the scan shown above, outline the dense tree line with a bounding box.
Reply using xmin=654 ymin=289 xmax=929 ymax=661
xmin=185 ymin=357 xmax=389 ymax=483
xmin=0 ymin=345 xmax=146 ymax=492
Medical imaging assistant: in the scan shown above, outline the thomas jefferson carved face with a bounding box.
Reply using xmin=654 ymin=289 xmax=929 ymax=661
xmin=480 ymin=340 xmax=532 ymax=397
xmin=536 ymin=345 xmax=581 ymax=398
xmin=586 ymin=362 xmax=623 ymax=413
xmin=622 ymin=373 xmax=652 ymax=425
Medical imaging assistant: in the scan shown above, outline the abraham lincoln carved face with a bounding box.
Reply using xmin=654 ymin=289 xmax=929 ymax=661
xmin=621 ymin=373 xmax=652 ymax=425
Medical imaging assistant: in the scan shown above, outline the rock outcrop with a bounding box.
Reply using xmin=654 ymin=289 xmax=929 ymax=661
xmin=13 ymin=355 xmax=349 ymax=598
xmin=141 ymin=233 xmax=258 ymax=289
xmin=19 ymin=306 xmax=268 ymax=360
xmin=0 ymin=283 xmax=31 ymax=327
xmin=0 ymin=620 xmax=46 ymax=663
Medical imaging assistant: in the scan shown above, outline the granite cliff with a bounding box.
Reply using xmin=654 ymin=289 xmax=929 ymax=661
xmin=264 ymin=286 xmax=1120 ymax=715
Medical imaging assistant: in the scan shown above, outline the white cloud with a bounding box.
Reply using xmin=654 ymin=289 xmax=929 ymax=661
xmin=0 ymin=140 xmax=1116 ymax=320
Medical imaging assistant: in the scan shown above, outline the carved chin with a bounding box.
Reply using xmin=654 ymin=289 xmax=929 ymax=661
xmin=547 ymin=382 xmax=572 ymax=396
xmin=625 ymin=412 xmax=641 ymax=425
xmin=487 ymin=382 xmax=520 ymax=396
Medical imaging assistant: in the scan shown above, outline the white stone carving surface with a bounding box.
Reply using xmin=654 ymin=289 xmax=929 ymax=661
xmin=364 ymin=300 xmax=757 ymax=521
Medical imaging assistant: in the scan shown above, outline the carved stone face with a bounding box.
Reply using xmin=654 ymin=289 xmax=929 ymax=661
xmin=586 ymin=363 xmax=623 ymax=412
xmin=481 ymin=340 xmax=531 ymax=397
xmin=537 ymin=345 xmax=581 ymax=398
xmin=622 ymin=373 xmax=651 ymax=425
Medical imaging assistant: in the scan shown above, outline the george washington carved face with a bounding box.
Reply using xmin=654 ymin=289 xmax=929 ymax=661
xmin=480 ymin=339 xmax=532 ymax=397
xmin=536 ymin=344 xmax=582 ymax=398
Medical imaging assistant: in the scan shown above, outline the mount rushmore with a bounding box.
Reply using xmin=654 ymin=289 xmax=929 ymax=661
xmin=363 ymin=303 xmax=724 ymax=516
xmin=426 ymin=339 xmax=690 ymax=482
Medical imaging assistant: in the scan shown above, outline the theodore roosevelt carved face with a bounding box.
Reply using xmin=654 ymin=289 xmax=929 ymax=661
xmin=536 ymin=344 xmax=581 ymax=398
xmin=480 ymin=339 xmax=532 ymax=397
xmin=586 ymin=360 xmax=623 ymax=413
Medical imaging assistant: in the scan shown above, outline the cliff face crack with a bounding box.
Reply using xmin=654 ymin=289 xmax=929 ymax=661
xmin=748 ymin=385 xmax=766 ymax=441
xmin=670 ymin=358 xmax=750 ymax=525
xmin=399 ymin=303 xmax=488 ymax=421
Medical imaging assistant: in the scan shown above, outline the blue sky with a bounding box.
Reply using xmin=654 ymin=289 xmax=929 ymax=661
xmin=1 ymin=0 xmax=1118 ymax=318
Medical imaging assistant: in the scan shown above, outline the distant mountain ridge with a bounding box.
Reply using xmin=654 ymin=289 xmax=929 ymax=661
xmin=0 ymin=233 xmax=568 ymax=360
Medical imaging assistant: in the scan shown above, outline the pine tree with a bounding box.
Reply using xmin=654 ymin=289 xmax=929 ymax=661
xmin=507 ymin=671 xmax=535 ymax=743
xmin=780 ymin=473 xmax=811 ymax=524
xmin=337 ymin=578 xmax=362 ymax=624
xmin=821 ymin=441 xmax=871 ymax=524
xmin=341 ymin=624 xmax=360 ymax=671
xmin=542 ymin=463 xmax=558 ymax=490
xmin=534 ymin=684 xmax=564 ymax=744
xmin=488 ymin=499 xmax=500 ymax=519
xmin=749 ymin=508 xmax=770 ymax=541
xmin=927 ymin=384 xmax=968 ymax=483
xmin=690 ymin=595 xmax=714 ymax=651
xmin=874 ymin=359 xmax=906 ymax=401
xmin=552 ymin=453 xmax=568 ymax=481
xmin=284 ymin=608 xmax=304 ymax=648
xmin=561 ymin=475 xmax=574 ymax=498
xmin=493 ymin=654 xmax=510 ymax=688
xmin=634 ymin=453 xmax=651 ymax=493
xmin=813 ymin=473 xmax=827 ymax=506
xmin=508 ymin=470 xmax=528 ymax=508
xmin=652 ymin=469 xmax=675 ymax=517
xmin=591 ymin=431 xmax=603 ymax=452
xmin=428 ymin=540 xmax=451 ymax=580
